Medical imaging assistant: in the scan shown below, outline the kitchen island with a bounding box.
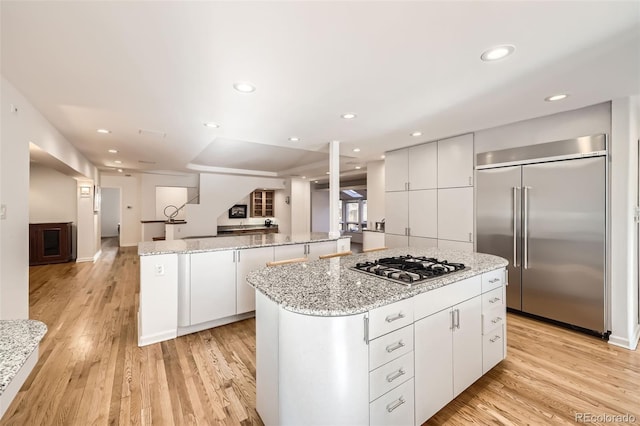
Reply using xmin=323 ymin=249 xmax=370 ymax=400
xmin=137 ymin=232 xmax=350 ymax=346
xmin=247 ymin=248 xmax=508 ymax=426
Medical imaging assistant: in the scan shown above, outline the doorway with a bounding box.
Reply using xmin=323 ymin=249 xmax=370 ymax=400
xmin=100 ymin=187 xmax=121 ymax=246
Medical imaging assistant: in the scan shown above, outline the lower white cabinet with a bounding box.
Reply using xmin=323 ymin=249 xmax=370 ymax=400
xmin=236 ymin=247 xmax=274 ymax=314
xmin=273 ymin=240 xmax=337 ymax=261
xmin=438 ymin=187 xmax=474 ymax=243
xmin=370 ymin=378 xmax=415 ymax=426
xmin=190 ymin=251 xmax=236 ymax=325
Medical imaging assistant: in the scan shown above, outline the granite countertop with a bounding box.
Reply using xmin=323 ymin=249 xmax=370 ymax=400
xmin=247 ymin=248 xmax=508 ymax=316
xmin=0 ymin=319 xmax=47 ymax=396
xmin=138 ymin=232 xmax=346 ymax=256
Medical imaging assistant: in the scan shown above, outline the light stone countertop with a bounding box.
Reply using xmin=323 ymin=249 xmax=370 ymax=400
xmin=138 ymin=232 xmax=346 ymax=256
xmin=0 ymin=319 xmax=47 ymax=396
xmin=247 ymin=248 xmax=508 ymax=316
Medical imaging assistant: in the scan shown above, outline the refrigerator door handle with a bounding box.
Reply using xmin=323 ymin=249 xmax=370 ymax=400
xmin=523 ymin=186 xmax=530 ymax=269
xmin=513 ymin=186 xmax=519 ymax=267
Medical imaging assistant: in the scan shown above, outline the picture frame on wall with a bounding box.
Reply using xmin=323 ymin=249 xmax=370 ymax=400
xmin=93 ymin=185 xmax=101 ymax=212
xmin=228 ymin=204 xmax=247 ymax=219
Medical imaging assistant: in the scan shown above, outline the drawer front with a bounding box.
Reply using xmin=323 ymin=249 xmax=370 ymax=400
xmin=369 ymin=298 xmax=414 ymax=340
xmin=414 ymin=275 xmax=481 ymax=321
xmin=369 ymin=325 xmax=414 ymax=371
xmin=370 ymin=378 xmax=415 ymax=426
xmin=482 ymin=268 xmax=505 ymax=293
xmin=482 ymin=286 xmax=505 ymax=311
xmin=482 ymin=305 xmax=506 ymax=335
xmin=370 ymin=352 xmax=414 ymax=402
xmin=483 ymin=325 xmax=505 ymax=374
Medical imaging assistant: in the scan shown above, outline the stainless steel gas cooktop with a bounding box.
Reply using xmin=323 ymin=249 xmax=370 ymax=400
xmin=351 ymin=255 xmax=466 ymax=286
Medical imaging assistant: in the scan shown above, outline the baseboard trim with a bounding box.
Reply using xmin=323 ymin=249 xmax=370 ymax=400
xmin=177 ymin=312 xmax=255 ymax=337
xmin=76 ymin=250 xmax=102 ymax=263
xmin=608 ymin=325 xmax=640 ymax=350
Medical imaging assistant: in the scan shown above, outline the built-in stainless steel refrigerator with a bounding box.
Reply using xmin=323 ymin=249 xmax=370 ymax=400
xmin=476 ymin=134 xmax=608 ymax=336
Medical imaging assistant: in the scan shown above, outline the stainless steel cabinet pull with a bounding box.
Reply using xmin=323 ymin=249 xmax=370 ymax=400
xmin=237 ymin=251 xmax=240 ymax=262
xmin=468 ymin=176 xmax=472 ymax=186
xmin=450 ymin=310 xmax=455 ymax=330
xmin=489 ymin=278 xmax=500 ymax=284
xmin=386 ymin=368 xmax=406 ymax=383
xmin=407 ymin=182 xmax=411 ymax=191
xmin=363 ymin=316 xmax=369 ymax=344
xmin=468 ymin=232 xmax=472 ymax=242
xmin=455 ymin=309 xmax=460 ymax=329
xmin=491 ymin=317 xmax=502 ymax=324
xmin=385 ymin=341 xmax=405 ymax=353
xmin=233 ymin=251 xmax=236 ymax=262
xmin=385 ymin=312 xmax=405 ymax=323
xmin=386 ymin=397 xmax=406 ymax=413
xmin=523 ymin=186 xmax=530 ymax=269
xmin=490 ymin=335 xmax=501 ymax=343
xmin=513 ymin=187 xmax=519 ymax=267
xmin=489 ymin=297 xmax=501 ymax=304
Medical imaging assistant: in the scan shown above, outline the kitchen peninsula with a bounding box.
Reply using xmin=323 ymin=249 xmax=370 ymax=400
xmin=247 ymin=248 xmax=508 ymax=425
xmin=137 ymin=233 xmax=350 ymax=346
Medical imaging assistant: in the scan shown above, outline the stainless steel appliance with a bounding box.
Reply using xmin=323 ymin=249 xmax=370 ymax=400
xmin=476 ymin=134 xmax=608 ymax=336
xmin=352 ymin=255 xmax=465 ymax=286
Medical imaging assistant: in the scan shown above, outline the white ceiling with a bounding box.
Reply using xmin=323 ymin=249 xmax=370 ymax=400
xmin=2 ymin=1 xmax=639 ymax=181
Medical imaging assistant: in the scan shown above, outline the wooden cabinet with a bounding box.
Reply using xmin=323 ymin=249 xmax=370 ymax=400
xmin=29 ymin=222 xmax=73 ymax=265
xmin=438 ymin=187 xmax=474 ymax=243
xmin=251 ymin=190 xmax=274 ymax=217
xmin=437 ymin=133 xmax=474 ymax=188
xmin=236 ymin=247 xmax=274 ymax=314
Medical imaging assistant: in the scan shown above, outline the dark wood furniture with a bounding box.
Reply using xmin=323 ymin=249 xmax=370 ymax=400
xmin=29 ymin=222 xmax=73 ymax=265
xmin=250 ymin=190 xmax=274 ymax=217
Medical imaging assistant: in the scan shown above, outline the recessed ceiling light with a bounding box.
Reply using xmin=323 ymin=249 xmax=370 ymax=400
xmin=411 ymin=131 xmax=422 ymax=137
xmin=341 ymin=113 xmax=357 ymax=119
xmin=355 ymin=166 xmax=362 ymax=170
xmin=108 ymin=149 xmax=118 ymax=154
xmin=301 ymin=176 xmax=307 ymax=179
xmin=97 ymin=129 xmax=111 ymax=134
xmin=325 ymin=172 xmax=330 ymax=175
xmin=114 ymin=160 xmax=122 ymax=164
xmin=204 ymin=122 xmax=220 ymax=128
xmin=117 ymin=168 xmax=123 ymax=173
xmin=545 ymin=94 xmax=569 ymax=102
xmin=289 ymin=137 xmax=300 ymax=142
xmin=233 ymin=82 xmax=256 ymax=93
xmin=381 ymin=155 xmax=386 ymax=159
xmin=314 ymin=180 xmax=319 ymax=183
xmin=353 ymin=148 xmax=361 ymax=153
xmin=480 ymin=45 xmax=515 ymax=62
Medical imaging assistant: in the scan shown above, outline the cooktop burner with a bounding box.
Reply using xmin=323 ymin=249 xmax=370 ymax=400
xmin=351 ymin=255 xmax=466 ymax=286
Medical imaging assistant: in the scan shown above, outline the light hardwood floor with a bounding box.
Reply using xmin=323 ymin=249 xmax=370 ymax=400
xmin=1 ymin=238 xmax=638 ymax=425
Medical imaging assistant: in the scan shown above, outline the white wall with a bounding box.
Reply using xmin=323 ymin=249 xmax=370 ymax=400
xmin=216 ymin=193 xmax=281 ymax=227
xmin=139 ymin=172 xmax=198 ymax=221
xmin=290 ymin=178 xmax=310 ymax=235
xmin=1 ymin=76 xmax=98 ymax=319
xmin=311 ymin=190 xmax=330 ymax=233
xmin=155 ymin=186 xmax=188 ymax=221
xmin=101 ymin=173 xmax=141 ymax=247
xmin=101 ymin=188 xmax=120 ymax=238
xmin=366 ymin=160 xmax=385 ymax=226
xmin=29 ymin=164 xmax=77 ymax=223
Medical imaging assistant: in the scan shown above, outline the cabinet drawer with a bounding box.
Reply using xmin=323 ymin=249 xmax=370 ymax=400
xmin=369 ymin=325 xmax=414 ymax=371
xmin=482 ymin=287 xmax=505 ymax=311
xmin=482 ymin=269 xmax=505 ymax=292
xmin=369 ymin=298 xmax=414 ymax=340
xmin=483 ymin=325 xmax=505 ymax=374
xmin=414 ymin=275 xmax=481 ymax=321
xmin=482 ymin=305 xmax=506 ymax=335
xmin=370 ymin=352 xmax=414 ymax=402
xmin=370 ymin=378 xmax=414 ymax=426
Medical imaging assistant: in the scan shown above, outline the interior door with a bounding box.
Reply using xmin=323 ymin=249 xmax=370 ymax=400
xmin=521 ymin=157 xmax=606 ymax=332
xmin=476 ymin=166 xmax=522 ymax=310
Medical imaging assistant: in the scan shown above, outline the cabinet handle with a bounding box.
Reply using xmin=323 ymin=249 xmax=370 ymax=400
xmin=489 ymin=297 xmax=501 ymax=304
xmin=237 ymin=250 xmax=241 ymax=262
xmin=468 ymin=232 xmax=472 ymax=242
xmin=364 ymin=316 xmax=369 ymax=344
xmin=386 ymin=368 xmax=406 ymax=383
xmin=489 ymin=278 xmax=500 ymax=284
xmin=385 ymin=312 xmax=406 ymax=323
xmin=455 ymin=308 xmax=460 ymax=329
xmin=469 ymin=176 xmax=472 ymax=186
xmin=385 ymin=340 xmax=405 ymax=353
xmin=491 ymin=317 xmax=502 ymax=324
xmin=233 ymin=251 xmax=236 ymax=262
xmin=407 ymin=182 xmax=410 ymax=191
xmin=450 ymin=310 xmax=455 ymax=330
xmin=407 ymin=227 xmax=411 ymax=236
xmin=490 ymin=335 xmax=501 ymax=343
xmin=386 ymin=396 xmax=406 ymax=413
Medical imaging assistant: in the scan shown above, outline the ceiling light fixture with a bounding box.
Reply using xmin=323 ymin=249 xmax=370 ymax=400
xmin=411 ymin=131 xmax=423 ymax=137
xmin=325 ymin=172 xmax=330 ymax=175
xmin=233 ymin=82 xmax=256 ymax=93
xmin=355 ymin=166 xmax=362 ymax=170
xmin=108 ymin=149 xmax=118 ymax=154
xmin=204 ymin=122 xmax=220 ymax=128
xmin=545 ymin=94 xmax=569 ymax=102
xmin=353 ymin=148 xmax=361 ymax=153
xmin=114 ymin=160 xmax=122 ymax=164
xmin=117 ymin=168 xmax=123 ymax=173
xmin=301 ymin=176 xmax=307 ymax=179
xmin=341 ymin=113 xmax=357 ymax=119
xmin=480 ymin=44 xmax=515 ymax=62
xmin=381 ymin=155 xmax=386 ymax=159
xmin=314 ymin=181 xmax=319 ymax=184
xmin=289 ymin=137 xmax=300 ymax=142
xmin=97 ymin=129 xmax=111 ymax=134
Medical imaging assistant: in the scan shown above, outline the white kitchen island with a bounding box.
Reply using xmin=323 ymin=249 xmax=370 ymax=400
xmin=137 ymin=233 xmax=350 ymax=346
xmin=247 ymin=248 xmax=508 ymax=426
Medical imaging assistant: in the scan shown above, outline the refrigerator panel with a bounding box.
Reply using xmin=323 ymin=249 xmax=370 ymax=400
xmin=476 ymin=166 xmax=522 ymax=310
xmin=521 ymin=157 xmax=606 ymax=332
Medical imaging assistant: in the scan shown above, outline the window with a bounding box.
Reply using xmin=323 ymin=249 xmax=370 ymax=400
xmin=342 ymin=199 xmax=367 ymax=232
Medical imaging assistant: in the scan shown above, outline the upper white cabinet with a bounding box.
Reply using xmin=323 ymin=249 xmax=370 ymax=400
xmin=437 ymin=134 xmax=474 ymax=188
xmin=190 ymin=251 xmax=236 ymax=325
xmin=236 ymin=247 xmax=274 ymax=314
xmin=438 ymin=187 xmax=474 ymax=243
xmin=384 ymin=191 xmax=408 ymax=236
xmin=408 ymin=189 xmax=437 ymax=238
xmin=385 ymin=149 xmax=409 ymax=192
xmin=409 ymin=142 xmax=438 ymax=190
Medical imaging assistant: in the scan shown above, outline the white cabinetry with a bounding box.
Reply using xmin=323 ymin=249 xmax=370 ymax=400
xmin=385 ymin=149 xmax=409 ymax=192
xmin=438 ymin=187 xmax=474 ymax=244
xmin=190 ymin=250 xmax=236 ymax=325
xmin=273 ymin=240 xmax=337 ymax=261
xmin=409 ymin=189 xmax=437 ymax=238
xmin=236 ymin=247 xmax=274 ymax=314
xmin=384 ymin=191 xmax=408 ymax=237
xmin=409 ymin=143 xmax=438 ymax=190
xmin=437 ymin=133 xmax=474 ymax=188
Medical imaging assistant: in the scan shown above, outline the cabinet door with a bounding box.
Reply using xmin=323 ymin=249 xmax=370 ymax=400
xmin=385 ymin=149 xmax=408 ymax=192
xmin=438 ymin=187 xmax=473 ymax=243
xmin=385 ymin=191 xmax=408 ymax=236
xmin=273 ymin=244 xmax=306 ymax=261
xmin=452 ymin=296 xmax=483 ymax=397
xmin=437 ymin=133 xmax=474 ymax=188
xmin=385 ymin=233 xmax=409 ymax=249
xmin=306 ymin=240 xmax=337 ymax=259
xmin=190 ymin=251 xmax=236 ymax=325
xmin=414 ymin=308 xmax=453 ymax=424
xmin=409 ymin=142 xmax=437 ymax=190
xmin=236 ymin=247 xmax=274 ymax=314
xmin=408 ymin=189 xmax=437 ymax=238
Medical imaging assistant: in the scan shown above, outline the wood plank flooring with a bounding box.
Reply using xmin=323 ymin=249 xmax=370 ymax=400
xmin=1 ymin=238 xmax=638 ymax=425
